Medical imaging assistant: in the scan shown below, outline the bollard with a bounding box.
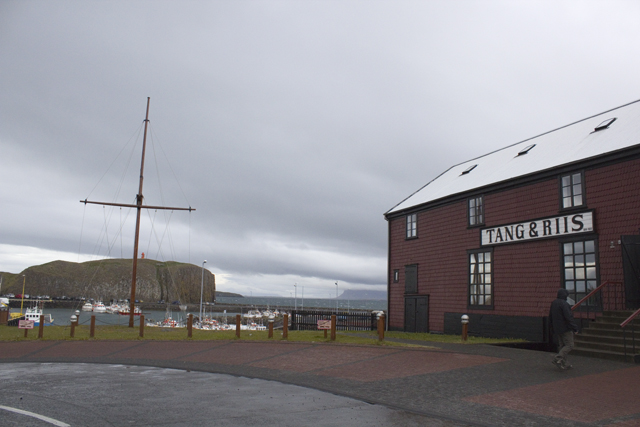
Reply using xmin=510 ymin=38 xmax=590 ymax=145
xmin=268 ymin=318 xmax=274 ymax=338
xmin=378 ymin=314 xmax=385 ymax=341
xmin=235 ymin=314 xmax=241 ymax=338
xmin=90 ymin=315 xmax=96 ymax=338
xmin=70 ymin=315 xmax=77 ymax=338
xmin=330 ymin=314 xmax=336 ymax=341
xmin=461 ymin=314 xmax=469 ymax=342
xmin=188 ymin=313 xmax=193 ymax=338
xmin=282 ymin=314 xmax=288 ymax=339
xmin=139 ymin=314 xmax=145 ymax=338
xmin=38 ymin=314 xmax=44 ymax=339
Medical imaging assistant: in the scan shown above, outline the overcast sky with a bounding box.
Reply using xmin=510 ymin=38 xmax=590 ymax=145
xmin=2 ymin=1 xmax=640 ymax=298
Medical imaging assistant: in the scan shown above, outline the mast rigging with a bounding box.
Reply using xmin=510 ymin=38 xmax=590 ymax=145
xmin=81 ymin=97 xmax=195 ymax=327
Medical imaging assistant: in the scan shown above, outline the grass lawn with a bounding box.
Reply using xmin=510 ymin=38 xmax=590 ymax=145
xmin=0 ymin=325 xmax=525 ymax=346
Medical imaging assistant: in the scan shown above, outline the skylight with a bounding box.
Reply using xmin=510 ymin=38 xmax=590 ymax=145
xmin=516 ymin=144 xmax=536 ymax=156
xmin=594 ymin=118 xmax=616 ymax=132
xmin=461 ymin=164 xmax=477 ymax=175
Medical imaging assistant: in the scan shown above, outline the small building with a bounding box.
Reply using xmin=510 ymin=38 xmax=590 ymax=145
xmin=384 ymin=100 xmax=640 ymax=341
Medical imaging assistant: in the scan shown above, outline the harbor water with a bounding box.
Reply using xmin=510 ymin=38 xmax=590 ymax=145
xmin=34 ymin=297 xmax=386 ymax=326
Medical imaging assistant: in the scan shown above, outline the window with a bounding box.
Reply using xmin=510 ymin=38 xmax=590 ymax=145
xmin=517 ymin=144 xmax=536 ymax=156
xmin=561 ymin=172 xmax=584 ymax=209
xmin=469 ymin=250 xmax=492 ymax=307
xmin=393 ymin=269 xmax=399 ymax=283
xmin=468 ymin=196 xmax=484 ymax=226
xmin=563 ymin=239 xmax=598 ymax=306
xmin=406 ymin=213 xmax=417 ymax=238
xmin=594 ymin=118 xmax=616 ymax=132
xmin=405 ymin=264 xmax=417 ymax=294
xmin=461 ymin=164 xmax=477 ymax=175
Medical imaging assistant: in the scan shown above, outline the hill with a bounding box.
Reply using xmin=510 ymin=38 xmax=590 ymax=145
xmin=0 ymin=259 xmax=228 ymax=304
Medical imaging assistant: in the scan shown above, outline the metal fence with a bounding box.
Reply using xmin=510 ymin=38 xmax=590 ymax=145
xmin=290 ymin=310 xmax=381 ymax=331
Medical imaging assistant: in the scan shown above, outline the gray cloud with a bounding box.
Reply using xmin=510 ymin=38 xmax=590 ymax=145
xmin=2 ymin=0 xmax=640 ymax=296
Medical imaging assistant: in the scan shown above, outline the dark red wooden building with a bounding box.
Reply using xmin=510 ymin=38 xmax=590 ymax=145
xmin=384 ymin=100 xmax=640 ymax=341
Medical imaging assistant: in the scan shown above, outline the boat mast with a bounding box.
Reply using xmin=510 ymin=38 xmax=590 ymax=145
xmin=128 ymin=97 xmax=151 ymax=327
xmin=81 ymin=97 xmax=195 ymax=328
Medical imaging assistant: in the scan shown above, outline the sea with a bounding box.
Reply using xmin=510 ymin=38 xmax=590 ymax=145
xmin=216 ymin=296 xmax=386 ymax=311
xmin=37 ymin=297 xmax=386 ymax=326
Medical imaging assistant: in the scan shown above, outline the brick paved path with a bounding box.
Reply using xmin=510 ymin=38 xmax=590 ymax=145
xmin=1 ymin=339 xmax=638 ymax=426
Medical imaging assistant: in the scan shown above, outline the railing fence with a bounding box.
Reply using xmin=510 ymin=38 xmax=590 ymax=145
xmin=290 ymin=310 xmax=381 ymax=331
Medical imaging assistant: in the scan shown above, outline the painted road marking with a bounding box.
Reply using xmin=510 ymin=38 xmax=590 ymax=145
xmin=0 ymin=405 xmax=70 ymax=426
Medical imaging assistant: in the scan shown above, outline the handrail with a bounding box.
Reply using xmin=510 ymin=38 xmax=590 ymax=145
xmin=621 ymin=307 xmax=640 ymax=328
xmin=571 ymin=281 xmax=622 ymax=311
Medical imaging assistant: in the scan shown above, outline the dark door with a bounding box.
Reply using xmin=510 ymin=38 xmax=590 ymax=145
xmin=404 ymin=296 xmax=428 ymax=333
xmin=621 ymin=235 xmax=640 ymax=309
xmin=404 ymin=297 xmax=416 ymax=332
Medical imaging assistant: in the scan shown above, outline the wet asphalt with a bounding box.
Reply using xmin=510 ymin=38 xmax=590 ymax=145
xmin=0 ymin=338 xmax=638 ymax=426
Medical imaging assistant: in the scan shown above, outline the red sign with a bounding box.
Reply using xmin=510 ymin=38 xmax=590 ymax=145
xmin=19 ymin=320 xmax=34 ymax=329
xmin=317 ymin=320 xmax=331 ymax=330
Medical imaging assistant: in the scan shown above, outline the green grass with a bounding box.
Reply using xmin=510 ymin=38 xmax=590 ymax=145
xmin=0 ymin=325 xmax=525 ymax=346
xmin=384 ymin=331 xmax=527 ymax=345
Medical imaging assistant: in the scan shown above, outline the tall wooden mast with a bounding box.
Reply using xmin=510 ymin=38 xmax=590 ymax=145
xmin=81 ymin=97 xmax=195 ymax=327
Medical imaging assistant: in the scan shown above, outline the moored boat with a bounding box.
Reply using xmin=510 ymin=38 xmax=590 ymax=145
xmin=24 ymin=303 xmax=54 ymax=326
xmin=118 ymin=306 xmax=142 ymax=316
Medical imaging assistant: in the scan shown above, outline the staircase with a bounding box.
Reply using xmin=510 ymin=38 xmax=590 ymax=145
xmin=573 ymin=311 xmax=640 ymax=363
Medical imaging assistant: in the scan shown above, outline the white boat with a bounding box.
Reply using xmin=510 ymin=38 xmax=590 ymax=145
xmin=24 ymin=305 xmax=54 ymax=326
xmin=243 ymin=309 xmax=261 ymax=320
xmin=105 ymin=303 xmax=116 ymax=313
xmin=118 ymin=306 xmax=142 ymax=316
xmin=93 ymin=301 xmax=107 ymax=313
xmin=82 ymin=302 xmax=93 ymax=311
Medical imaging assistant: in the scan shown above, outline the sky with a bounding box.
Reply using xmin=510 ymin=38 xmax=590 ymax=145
xmin=2 ymin=0 xmax=640 ymax=298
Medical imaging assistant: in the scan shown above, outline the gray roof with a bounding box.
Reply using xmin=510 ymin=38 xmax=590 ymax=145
xmin=386 ymin=99 xmax=640 ymax=215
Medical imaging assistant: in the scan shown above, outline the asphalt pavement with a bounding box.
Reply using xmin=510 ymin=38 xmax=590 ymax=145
xmin=0 ymin=338 xmax=638 ymax=426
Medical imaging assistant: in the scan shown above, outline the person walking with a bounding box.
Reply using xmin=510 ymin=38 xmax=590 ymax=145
xmin=549 ymin=288 xmax=579 ymax=370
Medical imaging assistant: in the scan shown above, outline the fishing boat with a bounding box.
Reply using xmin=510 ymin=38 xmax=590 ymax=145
xmin=24 ymin=302 xmax=54 ymax=326
xmin=118 ymin=306 xmax=142 ymax=316
xmin=1 ymin=297 xmax=21 ymax=322
xmin=105 ymin=302 xmax=121 ymax=314
xmin=93 ymin=301 xmax=107 ymax=313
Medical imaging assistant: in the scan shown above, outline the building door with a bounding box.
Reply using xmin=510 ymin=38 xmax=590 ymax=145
xmin=621 ymin=235 xmax=640 ymax=310
xmin=404 ymin=296 xmax=428 ymax=333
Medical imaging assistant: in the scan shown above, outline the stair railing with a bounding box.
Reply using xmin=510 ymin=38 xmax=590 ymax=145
xmin=621 ymin=308 xmax=640 ymax=361
xmin=570 ymin=281 xmax=624 ymax=327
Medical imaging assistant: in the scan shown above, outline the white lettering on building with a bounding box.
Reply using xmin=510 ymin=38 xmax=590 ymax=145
xmin=480 ymin=211 xmax=594 ymax=246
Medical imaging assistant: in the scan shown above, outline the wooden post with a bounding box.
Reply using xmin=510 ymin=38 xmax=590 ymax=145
xmin=268 ymin=319 xmax=273 ymax=338
xmin=188 ymin=313 xmax=193 ymax=338
xmin=235 ymin=314 xmax=241 ymax=338
xmin=70 ymin=321 xmax=75 ymax=338
xmin=24 ymin=328 xmax=28 ymax=338
xmin=38 ymin=314 xmax=44 ymax=339
xmin=324 ymin=329 xmax=328 ymax=338
xmin=462 ymin=323 xmax=468 ymax=341
xmin=90 ymin=315 xmax=96 ymax=338
xmin=282 ymin=314 xmax=288 ymax=339
xmin=139 ymin=314 xmax=145 ymax=338
xmin=330 ymin=314 xmax=336 ymax=341
xmin=378 ymin=314 xmax=385 ymax=341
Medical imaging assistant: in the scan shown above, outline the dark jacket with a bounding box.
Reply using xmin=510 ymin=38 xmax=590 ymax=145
xmin=549 ymin=288 xmax=579 ymax=335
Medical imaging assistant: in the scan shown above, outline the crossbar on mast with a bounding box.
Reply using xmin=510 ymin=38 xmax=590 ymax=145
xmin=80 ymin=97 xmax=195 ymax=327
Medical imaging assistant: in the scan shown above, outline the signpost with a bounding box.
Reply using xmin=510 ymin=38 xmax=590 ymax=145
xmin=19 ymin=319 xmax=34 ymax=338
xmin=318 ymin=319 xmax=331 ymax=338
